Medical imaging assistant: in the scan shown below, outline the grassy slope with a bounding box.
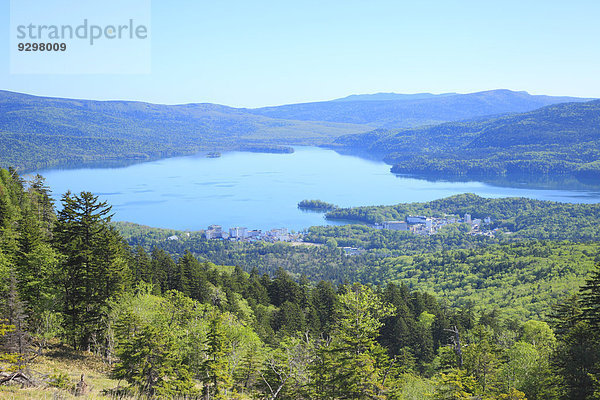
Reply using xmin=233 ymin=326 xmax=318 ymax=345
xmin=0 ymin=346 xmax=117 ymax=399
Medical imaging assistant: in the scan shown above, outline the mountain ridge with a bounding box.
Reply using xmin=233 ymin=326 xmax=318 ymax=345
xmin=333 ymin=99 xmax=600 ymax=179
xmin=245 ymin=89 xmax=594 ymax=128
xmin=0 ymin=89 xmax=596 ymax=172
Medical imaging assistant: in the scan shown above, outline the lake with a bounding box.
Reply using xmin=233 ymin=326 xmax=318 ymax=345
xmin=35 ymin=146 xmax=600 ymax=232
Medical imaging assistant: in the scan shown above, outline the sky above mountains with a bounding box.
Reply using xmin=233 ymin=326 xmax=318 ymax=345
xmin=1 ymin=0 xmax=599 ymax=107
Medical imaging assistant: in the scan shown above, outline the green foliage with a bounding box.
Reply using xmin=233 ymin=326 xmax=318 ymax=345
xmin=553 ymin=319 xmax=600 ymax=399
xmin=0 ymin=91 xmax=369 ymax=171
xmin=201 ymin=313 xmax=233 ymax=399
xmin=337 ymin=99 xmax=600 ymax=181
xmin=432 ymin=369 xmax=477 ymax=400
xmin=382 ymin=241 xmax=600 ymax=319
xmin=53 ymin=191 xmax=130 ymax=350
xmin=112 ymin=324 xmax=197 ymax=398
xmin=2 ymin=167 xmax=600 ymax=399
xmin=298 ymin=199 xmax=338 ymax=211
xmin=48 ymin=370 xmax=71 ymax=390
xmin=314 ymin=284 xmax=395 ymax=399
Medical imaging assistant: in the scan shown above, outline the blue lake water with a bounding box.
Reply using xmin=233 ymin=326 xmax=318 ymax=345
xmin=35 ymin=146 xmax=600 ymax=232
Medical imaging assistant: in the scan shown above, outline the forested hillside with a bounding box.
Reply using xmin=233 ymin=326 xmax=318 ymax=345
xmin=325 ymin=193 xmax=600 ymax=240
xmin=1 ymin=170 xmax=599 ymax=399
xmin=334 ymin=100 xmax=600 ymax=180
xmin=0 ymin=91 xmax=370 ymax=171
xmin=117 ymin=194 xmax=600 ymax=320
xmin=1 ymin=89 xmax=592 ymax=172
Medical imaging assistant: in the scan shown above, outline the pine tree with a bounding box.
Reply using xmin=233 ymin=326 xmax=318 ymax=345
xmin=53 ymin=191 xmax=128 ymax=350
xmin=314 ymin=283 xmax=395 ymax=400
xmin=15 ymin=208 xmax=58 ymax=320
xmin=112 ymin=324 xmax=196 ymax=397
xmin=201 ymin=313 xmax=232 ymax=399
xmin=433 ymin=369 xmax=477 ymax=400
xmin=26 ymin=174 xmax=55 ymax=237
xmin=131 ymin=245 xmax=152 ymax=284
xmin=4 ymin=275 xmax=28 ymax=359
xmin=312 ymin=280 xmax=338 ymax=336
xmin=581 ymin=265 xmax=600 ymax=327
xmin=150 ymin=247 xmax=175 ymax=293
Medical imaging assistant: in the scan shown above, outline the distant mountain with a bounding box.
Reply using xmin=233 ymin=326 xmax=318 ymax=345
xmin=0 ymin=90 xmax=371 ymax=171
xmin=0 ymin=89 xmax=596 ymax=172
xmin=331 ymin=92 xmax=457 ymax=102
xmin=334 ymin=100 xmax=600 ymax=179
xmin=246 ymin=89 xmax=593 ymax=128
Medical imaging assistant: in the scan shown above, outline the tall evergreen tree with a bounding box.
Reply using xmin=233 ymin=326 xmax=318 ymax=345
xmin=112 ymin=324 xmax=196 ymax=398
xmin=581 ymin=265 xmax=600 ymax=327
xmin=313 ymin=283 xmax=395 ymax=400
xmin=201 ymin=313 xmax=232 ymax=399
xmin=53 ymin=191 xmax=129 ymax=350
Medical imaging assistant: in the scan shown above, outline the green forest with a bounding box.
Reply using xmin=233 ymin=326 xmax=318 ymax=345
xmin=118 ymin=194 xmax=600 ymax=320
xmin=2 ymin=168 xmax=599 ymax=399
xmin=0 ymin=91 xmax=369 ymax=171
xmin=297 ymin=199 xmax=339 ymax=212
xmin=334 ymin=100 xmax=600 ymax=180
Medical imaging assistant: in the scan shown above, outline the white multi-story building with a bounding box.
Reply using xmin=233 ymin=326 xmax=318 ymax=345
xmin=268 ymin=228 xmax=289 ymax=241
xmin=229 ymin=227 xmax=248 ymax=239
xmin=205 ymin=225 xmax=223 ymax=239
xmin=383 ymin=221 xmax=409 ymax=231
xmin=247 ymin=230 xmax=262 ymax=239
xmin=464 ymin=214 xmax=472 ymax=224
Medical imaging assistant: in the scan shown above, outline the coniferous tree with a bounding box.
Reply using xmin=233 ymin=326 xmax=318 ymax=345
xmin=581 ymin=265 xmax=600 ymax=327
xmin=53 ymin=191 xmax=128 ymax=350
xmin=201 ymin=313 xmax=232 ymax=399
xmin=112 ymin=324 xmax=196 ymax=398
xmin=26 ymin=174 xmax=55 ymax=237
xmin=131 ymin=245 xmax=152 ymax=284
xmin=314 ymin=283 xmax=395 ymax=400
xmin=150 ymin=247 xmax=175 ymax=292
xmin=14 ymin=193 xmax=58 ymax=324
xmin=4 ymin=275 xmax=28 ymax=359
xmin=312 ymin=280 xmax=338 ymax=336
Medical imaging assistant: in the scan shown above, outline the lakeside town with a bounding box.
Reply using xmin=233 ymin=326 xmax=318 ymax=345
xmin=167 ymin=225 xmax=304 ymax=243
xmin=372 ymin=213 xmax=499 ymax=237
xmin=165 ymin=213 xmax=501 ymax=255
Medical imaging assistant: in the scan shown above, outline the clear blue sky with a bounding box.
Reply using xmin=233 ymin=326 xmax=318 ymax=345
xmin=1 ymin=0 xmax=599 ymax=107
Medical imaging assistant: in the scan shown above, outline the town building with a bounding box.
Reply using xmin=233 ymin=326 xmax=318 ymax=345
xmin=205 ymin=225 xmax=223 ymax=239
xmin=267 ymin=228 xmax=289 ymax=241
xmin=229 ymin=226 xmax=248 ymax=239
xmin=383 ymin=221 xmax=409 ymax=231
xmin=407 ymin=215 xmax=427 ymax=224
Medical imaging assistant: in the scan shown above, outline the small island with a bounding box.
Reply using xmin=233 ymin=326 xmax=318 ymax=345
xmin=206 ymin=152 xmax=221 ymax=158
xmin=298 ymin=199 xmax=338 ymax=212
